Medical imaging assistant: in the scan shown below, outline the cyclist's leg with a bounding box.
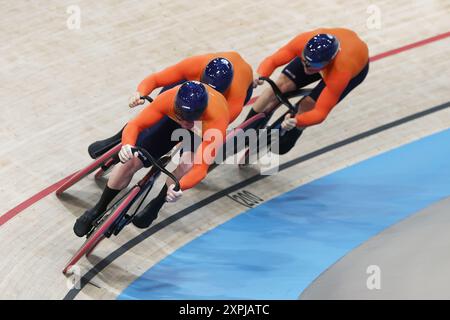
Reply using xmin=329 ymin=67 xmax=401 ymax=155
xmin=73 ymin=157 xmax=140 ymax=237
xmin=108 ymin=116 xmax=181 ymax=188
xmin=110 ymin=116 xmax=182 ymax=187
xmin=250 ymin=74 xmax=296 ymax=114
xmin=271 ymin=81 xmax=324 ymax=156
xmin=245 ymin=57 xmax=321 ymax=120
xmin=75 ymin=117 xmax=180 ymax=236
xmin=133 ymin=129 xmax=200 ymax=229
xmin=269 ymin=104 xmax=304 ymax=155
xmin=167 ymin=129 xmax=201 ymax=182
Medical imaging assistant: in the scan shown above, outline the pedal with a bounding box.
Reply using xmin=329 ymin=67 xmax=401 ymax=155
xmin=86 ymin=225 xmax=97 ymax=239
xmin=103 ymin=228 xmax=113 ymax=238
xmin=104 ymin=215 xmax=119 ymax=238
xmin=112 ymin=214 xmax=132 ymax=236
xmin=86 ymin=210 xmax=112 ymax=238
xmin=105 ymin=212 xmax=130 ymax=237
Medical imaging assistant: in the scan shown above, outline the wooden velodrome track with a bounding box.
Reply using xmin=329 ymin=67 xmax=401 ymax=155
xmin=0 ymin=0 xmax=449 ymax=299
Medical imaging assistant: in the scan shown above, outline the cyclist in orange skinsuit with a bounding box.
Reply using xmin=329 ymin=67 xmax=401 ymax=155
xmin=77 ymin=52 xmax=253 ymax=235
xmin=74 ymin=81 xmax=231 ymax=237
xmin=135 ymin=51 xmax=254 ymax=123
xmin=127 ymin=52 xmax=254 ymax=229
xmin=123 ymin=85 xmax=229 ymax=191
xmin=88 ymin=51 xmax=253 ymax=160
xmin=247 ymin=28 xmax=369 ymax=154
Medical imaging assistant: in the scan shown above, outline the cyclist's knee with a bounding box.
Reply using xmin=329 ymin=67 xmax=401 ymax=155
xmin=298 ymin=96 xmax=316 ymax=113
xmin=118 ymin=157 xmax=143 ymax=177
xmin=178 ymin=151 xmax=194 ymax=173
xmin=276 ymin=74 xmax=296 ymax=93
xmin=165 ymin=152 xmax=193 ymax=186
xmin=108 ymin=159 xmax=141 ymax=189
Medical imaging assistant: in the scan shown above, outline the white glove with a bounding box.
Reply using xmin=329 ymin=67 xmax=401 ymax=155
xmin=128 ymin=92 xmax=145 ymax=108
xmin=118 ymin=144 xmax=137 ymax=163
xmin=252 ymin=73 xmax=264 ymax=88
xmin=281 ymin=114 xmax=297 ymax=131
xmin=166 ymin=184 xmax=183 ymax=203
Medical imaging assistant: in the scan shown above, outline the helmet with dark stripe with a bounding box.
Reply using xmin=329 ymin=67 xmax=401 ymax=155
xmin=174 ymin=81 xmax=208 ymax=121
xmin=201 ymin=57 xmax=234 ymax=93
xmin=302 ymin=34 xmax=340 ymax=69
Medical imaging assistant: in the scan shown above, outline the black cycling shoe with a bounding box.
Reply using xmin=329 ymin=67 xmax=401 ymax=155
xmin=73 ymin=208 xmax=104 ymax=237
xmin=132 ymin=197 xmax=166 ymax=229
xmin=272 ymin=127 xmax=304 ymax=155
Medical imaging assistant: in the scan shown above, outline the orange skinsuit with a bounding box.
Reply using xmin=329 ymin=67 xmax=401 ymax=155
xmin=137 ymin=51 xmax=253 ymax=123
xmin=257 ymin=28 xmax=369 ymax=127
xmin=122 ymin=85 xmax=229 ymax=191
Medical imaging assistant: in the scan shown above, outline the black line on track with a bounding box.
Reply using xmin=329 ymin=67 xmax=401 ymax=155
xmin=63 ymin=101 xmax=450 ymax=300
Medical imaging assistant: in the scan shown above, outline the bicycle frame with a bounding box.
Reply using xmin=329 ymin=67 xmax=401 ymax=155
xmin=62 ymin=147 xmax=179 ymax=275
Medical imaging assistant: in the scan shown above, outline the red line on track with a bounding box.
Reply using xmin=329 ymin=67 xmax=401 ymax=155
xmin=369 ymin=31 xmax=450 ymax=62
xmin=1 ymin=31 xmax=449 ymax=227
xmin=0 ymin=173 xmax=77 ymax=226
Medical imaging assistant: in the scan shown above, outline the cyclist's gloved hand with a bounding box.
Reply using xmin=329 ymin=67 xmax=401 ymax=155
xmin=119 ymin=144 xmax=138 ymax=163
xmin=281 ymin=114 xmax=298 ymax=131
xmin=253 ymin=73 xmax=264 ymax=88
xmin=128 ymin=91 xmax=145 ymax=108
xmin=166 ymin=184 xmax=183 ymax=203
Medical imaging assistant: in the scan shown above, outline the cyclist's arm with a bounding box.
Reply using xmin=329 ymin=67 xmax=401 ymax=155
xmin=137 ymin=56 xmax=204 ymax=96
xmin=122 ymin=91 xmax=172 ymax=145
xmin=295 ymin=73 xmax=350 ymax=127
xmin=179 ymin=117 xmax=228 ymax=190
xmin=226 ymin=69 xmax=254 ymax=123
xmin=257 ymin=33 xmax=311 ymax=77
xmin=226 ymin=95 xmax=246 ymax=123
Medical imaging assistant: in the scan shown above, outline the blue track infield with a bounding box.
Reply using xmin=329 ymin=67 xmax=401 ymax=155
xmin=119 ymin=128 xmax=450 ymax=299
